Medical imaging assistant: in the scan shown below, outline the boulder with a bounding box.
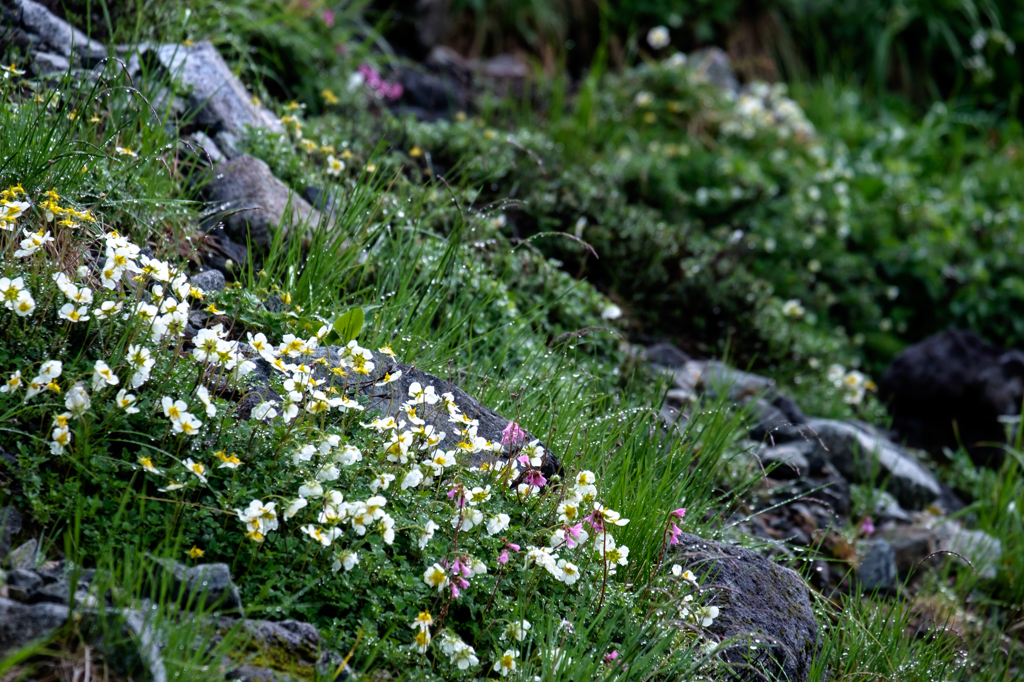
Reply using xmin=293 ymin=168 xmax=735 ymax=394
xmin=878 ymin=328 xmax=1024 ymax=466
xmin=0 ymin=598 xmax=69 ymax=656
xmin=189 ymin=268 xmax=226 ymax=294
xmin=933 ymin=521 xmax=1002 ymax=580
xmin=645 ymin=342 xmax=692 ymax=367
xmin=151 ymin=558 xmax=243 ymax=612
xmin=0 ymin=505 xmax=22 ymax=562
xmin=143 ymin=41 xmax=283 ymax=136
xmin=201 ymin=154 xmax=323 ymax=250
xmin=213 ymin=617 xmax=351 ymax=681
xmin=240 ymin=346 xmax=560 ymax=477
xmin=804 ymin=419 xmax=941 ymax=511
xmin=670 ymin=533 xmax=822 ymax=682
xmin=5 ymin=0 xmax=107 ymax=63
xmin=5 ymin=538 xmax=37 ymax=569
xmin=753 ymin=442 xmax=811 ymax=479
xmin=857 ymin=539 xmax=897 ymax=592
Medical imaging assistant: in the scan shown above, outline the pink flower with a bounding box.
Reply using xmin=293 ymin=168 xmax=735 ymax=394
xmin=498 ymin=549 xmax=509 ymax=564
xmin=665 ymin=522 xmax=682 ymax=546
xmin=586 ymin=510 xmax=605 ymax=533
xmin=523 ymin=469 xmax=547 ymax=488
xmin=501 ymin=421 xmax=526 ymax=447
xmin=564 ymin=523 xmax=584 ymax=548
xmin=671 ymin=508 xmax=686 ymax=518
xmin=322 ymin=9 xmax=335 ymax=27
xmin=604 ymin=650 xmax=619 ymax=663
xmin=508 ymin=543 xmax=520 ymax=552
xmin=447 ymin=485 xmax=466 ymax=508
xmin=861 ymin=517 xmax=875 ymax=536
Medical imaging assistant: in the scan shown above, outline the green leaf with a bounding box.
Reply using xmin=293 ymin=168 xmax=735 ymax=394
xmin=331 ymin=307 xmax=364 ymax=344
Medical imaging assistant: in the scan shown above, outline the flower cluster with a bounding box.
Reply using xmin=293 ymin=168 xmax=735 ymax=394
xmin=350 ymin=63 xmax=403 ymax=101
xmin=826 ymin=364 xmax=876 ymax=405
xmin=722 ymin=82 xmax=815 ymax=140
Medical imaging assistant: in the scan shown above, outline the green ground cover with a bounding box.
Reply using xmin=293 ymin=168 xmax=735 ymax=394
xmin=1 ymin=0 xmax=1023 ymax=679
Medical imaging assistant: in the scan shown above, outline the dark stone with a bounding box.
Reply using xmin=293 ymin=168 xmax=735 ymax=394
xmin=396 ymin=67 xmax=466 ymax=117
xmin=184 ymin=131 xmax=223 ymax=165
xmin=880 ymin=526 xmax=936 ymax=575
xmin=302 ymin=185 xmax=337 ymax=215
xmin=0 ymin=597 xmax=69 ymax=656
xmin=878 ymin=328 xmax=1024 ymax=467
xmin=9 ymin=0 xmax=107 ymax=62
xmin=754 ymin=442 xmax=811 ymax=479
xmin=201 ymin=154 xmax=324 ymax=250
xmin=195 ymin=227 xmax=247 ymax=280
xmin=30 ymin=50 xmax=70 ymax=75
xmin=242 ymin=346 xmax=561 ymax=478
xmin=646 ymin=342 xmax=691 ymax=367
xmin=189 ymin=269 xmax=226 ymax=294
xmin=0 ymin=505 xmax=22 ymax=561
xmin=141 ymin=41 xmax=283 ymax=136
xmin=804 ymin=419 xmax=941 ymax=511
xmin=6 ymin=538 xmax=37 ymax=569
xmin=214 ymin=618 xmax=351 ymax=681
xmin=151 ymin=558 xmax=243 ymax=613
xmin=671 ymin=533 xmax=822 ymax=682
xmin=857 ymin=539 xmax=897 ymax=592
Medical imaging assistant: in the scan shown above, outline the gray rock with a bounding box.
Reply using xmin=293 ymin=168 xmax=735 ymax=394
xmin=190 ymin=268 xmax=226 ymax=293
xmin=6 ymin=538 xmax=37 ymax=569
xmin=670 ymin=533 xmax=821 ymax=682
xmin=0 ymin=597 xmax=69 ymax=656
xmin=754 ymin=442 xmax=811 ymax=479
xmin=214 ymin=618 xmax=351 ymax=681
xmin=880 ymin=525 xmax=936 ymax=575
xmin=201 ymin=154 xmax=323 ymax=250
xmin=215 ymin=130 xmax=243 ymax=159
xmin=0 ymin=505 xmax=22 ymax=561
xmin=11 ymin=0 xmax=106 ymax=62
xmin=933 ymin=521 xmax=1002 ymax=580
xmin=187 ymin=131 xmax=224 ymax=165
xmin=31 ymin=50 xmax=70 ymax=75
xmin=117 ymin=609 xmax=168 ymax=682
xmin=689 ymin=47 xmax=739 ymax=93
xmin=857 ymin=539 xmax=897 ymax=592
xmin=645 ymin=342 xmax=691 ymax=367
xmin=804 ymin=419 xmax=941 ymax=510
xmin=872 ymin=490 xmax=913 ymax=524
xmin=242 ymin=346 xmax=560 ymax=477
xmin=146 ymin=41 xmax=283 ymax=136
xmin=152 ymin=558 xmax=243 ymax=612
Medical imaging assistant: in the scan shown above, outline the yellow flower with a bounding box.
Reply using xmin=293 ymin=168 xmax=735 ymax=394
xmin=182 ymin=39 xmax=195 ymax=47
xmin=281 ymin=292 xmax=292 ymax=304
xmin=205 ymin=303 xmax=223 ymax=314
xmin=45 ymin=380 xmax=61 ymax=394
xmin=189 ymin=286 xmax=204 ymax=300
xmin=89 ymin=115 xmax=101 ymax=123
xmin=115 ymin=146 xmax=138 ymax=157
xmin=643 ymin=112 xmax=657 ymax=124
xmin=365 ymin=163 xmax=377 ymax=173
xmin=189 ymin=546 xmax=204 ymax=559
xmin=285 ymin=101 xmax=305 ymax=112
xmin=300 ymin=139 xmax=318 ymax=153
xmin=455 ymin=111 xmax=467 ymax=122
xmin=409 ymin=146 xmax=423 ymax=158
xmin=250 ymin=96 xmax=261 ymax=106
xmin=483 ymin=129 xmax=496 ymax=140
xmin=321 ymin=88 xmax=339 ymax=105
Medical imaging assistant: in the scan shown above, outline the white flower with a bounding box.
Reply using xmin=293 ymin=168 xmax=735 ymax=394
xmin=196 ymin=385 xmax=217 ymax=417
xmin=65 ymin=383 xmax=91 ymax=415
xmin=182 ymin=458 xmax=207 ymax=483
xmin=493 ymin=649 xmax=518 ymax=676
xmin=333 ymin=550 xmax=359 ymax=572
xmin=400 ymin=467 xmax=424 ymax=490
xmin=500 ymin=620 xmax=531 ymax=643
xmin=452 ymin=643 xmax=479 ymax=669
xmin=12 ymin=290 xmax=35 ymax=317
xmin=283 ymin=497 xmax=308 ymax=520
xmin=0 ymin=276 xmax=25 ymax=308
xmin=251 ymin=401 xmax=279 ymax=421
xmin=335 ymin=444 xmax=363 ymax=466
xmin=418 ymin=520 xmax=439 ymax=549
xmin=452 ymin=508 xmax=484 ymax=532
xmin=298 ymin=480 xmax=324 ymax=498
xmin=13 ymin=229 xmax=53 ymax=257
xmin=467 ymin=485 xmax=491 ymax=505
xmin=601 ymin=304 xmax=622 ymax=320
xmin=486 ymin=513 xmax=510 ymax=536
xmin=557 ymin=559 xmax=580 ymax=585
xmin=326 ymin=155 xmax=345 ymax=176
xmin=58 ymin=302 xmax=90 ymax=323
xmin=1 ymin=370 xmax=22 ymax=393
xmin=423 ymin=563 xmax=449 ymax=591
xmin=115 ymin=388 xmax=139 ymax=414
xmin=91 ymin=360 xmax=119 ymax=391
xmin=781 ymin=299 xmax=805 ymax=319
xmin=172 ymin=412 xmax=203 ymax=436
xmin=301 ymin=524 xmax=341 ymax=546
xmin=647 ymin=25 xmax=670 ymax=49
